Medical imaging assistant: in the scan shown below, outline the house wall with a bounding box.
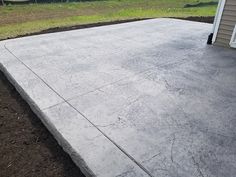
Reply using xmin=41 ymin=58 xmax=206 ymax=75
xmin=215 ymin=0 xmax=236 ymax=47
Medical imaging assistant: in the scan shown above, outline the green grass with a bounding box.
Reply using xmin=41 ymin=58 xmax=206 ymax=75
xmin=0 ymin=0 xmax=217 ymax=40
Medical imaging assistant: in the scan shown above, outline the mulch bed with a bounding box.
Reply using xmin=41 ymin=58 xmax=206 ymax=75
xmin=0 ymin=71 xmax=85 ymax=177
xmin=0 ymin=16 xmax=214 ymax=177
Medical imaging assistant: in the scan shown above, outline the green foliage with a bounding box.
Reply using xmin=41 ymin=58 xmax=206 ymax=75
xmin=0 ymin=0 xmax=217 ymax=40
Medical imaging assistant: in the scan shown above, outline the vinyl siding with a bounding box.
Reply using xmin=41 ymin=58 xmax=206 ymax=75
xmin=215 ymin=0 xmax=236 ymax=47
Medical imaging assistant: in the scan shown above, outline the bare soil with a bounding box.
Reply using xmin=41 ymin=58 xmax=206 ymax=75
xmin=177 ymin=16 xmax=214 ymax=24
xmin=0 ymin=71 xmax=85 ymax=177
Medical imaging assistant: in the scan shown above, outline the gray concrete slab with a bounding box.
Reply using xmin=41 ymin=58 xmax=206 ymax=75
xmin=0 ymin=18 xmax=236 ymax=177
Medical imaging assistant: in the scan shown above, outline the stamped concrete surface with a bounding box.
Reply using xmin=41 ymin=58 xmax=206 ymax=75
xmin=1 ymin=18 xmax=236 ymax=177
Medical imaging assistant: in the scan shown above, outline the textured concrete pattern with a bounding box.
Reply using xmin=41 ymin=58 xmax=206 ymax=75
xmin=1 ymin=18 xmax=236 ymax=177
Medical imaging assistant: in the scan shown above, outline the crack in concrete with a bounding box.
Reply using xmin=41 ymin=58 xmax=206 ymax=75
xmin=142 ymin=152 xmax=161 ymax=164
xmin=170 ymin=134 xmax=176 ymax=163
xmin=115 ymin=168 xmax=135 ymax=177
xmin=192 ymin=156 xmax=205 ymax=177
xmin=4 ymin=43 xmax=154 ymax=177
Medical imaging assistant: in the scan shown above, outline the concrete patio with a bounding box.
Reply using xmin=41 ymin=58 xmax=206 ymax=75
xmin=0 ymin=18 xmax=236 ymax=177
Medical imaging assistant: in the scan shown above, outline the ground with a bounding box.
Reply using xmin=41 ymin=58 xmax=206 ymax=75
xmin=1 ymin=19 xmax=235 ymax=177
xmin=0 ymin=71 xmax=85 ymax=177
xmin=0 ymin=0 xmax=217 ymax=40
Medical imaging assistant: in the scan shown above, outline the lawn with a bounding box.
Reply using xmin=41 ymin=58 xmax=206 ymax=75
xmin=0 ymin=0 xmax=218 ymax=40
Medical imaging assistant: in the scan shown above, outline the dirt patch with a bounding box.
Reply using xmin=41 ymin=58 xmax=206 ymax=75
xmin=184 ymin=1 xmax=218 ymax=8
xmin=173 ymin=16 xmax=215 ymax=24
xmin=176 ymin=16 xmax=214 ymax=24
xmin=0 ymin=71 xmax=85 ymax=177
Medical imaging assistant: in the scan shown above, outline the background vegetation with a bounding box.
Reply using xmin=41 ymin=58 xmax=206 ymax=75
xmin=0 ymin=0 xmax=218 ymax=40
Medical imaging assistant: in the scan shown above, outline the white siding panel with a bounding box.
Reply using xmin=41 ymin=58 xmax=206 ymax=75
xmin=215 ymin=0 xmax=236 ymax=47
